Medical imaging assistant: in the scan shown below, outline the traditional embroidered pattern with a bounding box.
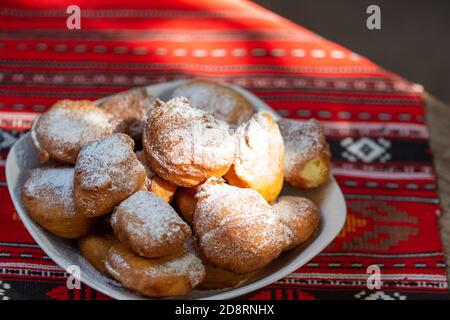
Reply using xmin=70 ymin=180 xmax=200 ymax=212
xmin=0 ymin=0 xmax=447 ymax=300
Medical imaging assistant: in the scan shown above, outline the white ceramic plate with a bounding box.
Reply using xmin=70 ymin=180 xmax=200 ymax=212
xmin=5 ymin=80 xmax=347 ymax=300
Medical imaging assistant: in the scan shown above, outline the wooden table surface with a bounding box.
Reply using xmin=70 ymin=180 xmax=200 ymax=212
xmin=425 ymin=94 xmax=450 ymax=285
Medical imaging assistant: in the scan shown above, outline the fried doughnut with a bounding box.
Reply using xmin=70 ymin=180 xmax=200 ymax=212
xmin=174 ymin=186 xmax=199 ymax=225
xmin=142 ymin=97 xmax=235 ymax=187
xmin=105 ymin=243 xmax=205 ymax=298
xmin=73 ymin=133 xmax=146 ymax=218
xmin=185 ymin=237 xmax=251 ymax=289
xmin=31 ymin=100 xmax=114 ymax=164
xmin=224 ymin=112 xmax=284 ymax=203
xmin=200 ymin=264 xmax=252 ymax=290
xmin=194 ymin=178 xmax=286 ymax=274
xmin=78 ymin=225 xmax=116 ymax=276
xmin=98 ymin=87 xmax=151 ymax=141
xmin=136 ymin=151 xmax=177 ymax=203
xmin=111 ymin=190 xmax=191 ymax=258
xmin=273 ymin=196 xmax=321 ymax=251
xmin=22 ymin=167 xmax=94 ymax=238
xmin=171 ymin=79 xmax=255 ymax=125
xmin=278 ymin=119 xmax=331 ymax=189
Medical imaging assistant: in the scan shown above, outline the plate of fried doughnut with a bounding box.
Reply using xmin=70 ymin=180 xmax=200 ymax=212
xmin=6 ymin=79 xmax=346 ymax=300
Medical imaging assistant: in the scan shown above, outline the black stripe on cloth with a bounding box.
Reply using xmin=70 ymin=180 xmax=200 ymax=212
xmin=328 ymin=139 xmax=432 ymax=163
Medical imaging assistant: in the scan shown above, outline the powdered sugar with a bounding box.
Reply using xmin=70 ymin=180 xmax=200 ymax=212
xmin=36 ymin=100 xmax=113 ymax=146
xmin=112 ymin=190 xmax=189 ymax=244
xmin=272 ymin=195 xmax=320 ymax=249
xmin=144 ymin=250 xmax=205 ymax=286
xmin=172 ymin=80 xmax=255 ymax=124
xmin=194 ymin=178 xmax=286 ymax=266
xmin=232 ymin=112 xmax=284 ymax=183
xmin=23 ymin=167 xmax=75 ymax=215
xmin=273 ymin=196 xmax=312 ymax=224
xmin=75 ymin=134 xmax=143 ymax=191
xmin=173 ymin=83 xmax=235 ymax=119
xmin=106 ymin=244 xmax=205 ymax=288
xmin=278 ymin=118 xmax=327 ymax=171
xmin=98 ymin=87 xmax=151 ymax=140
xmin=144 ymin=97 xmax=235 ymax=177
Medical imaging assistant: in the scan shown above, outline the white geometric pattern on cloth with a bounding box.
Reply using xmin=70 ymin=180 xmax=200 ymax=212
xmin=354 ymin=290 xmax=406 ymax=300
xmin=0 ymin=280 xmax=11 ymax=300
xmin=0 ymin=129 xmax=19 ymax=150
xmin=341 ymin=137 xmax=391 ymax=163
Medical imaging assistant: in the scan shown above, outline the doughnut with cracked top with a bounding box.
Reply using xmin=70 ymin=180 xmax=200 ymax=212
xmin=142 ymin=97 xmax=235 ymax=187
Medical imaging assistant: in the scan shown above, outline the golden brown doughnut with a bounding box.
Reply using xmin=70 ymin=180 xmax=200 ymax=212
xmin=111 ymin=190 xmax=191 ymax=258
xmin=224 ymin=112 xmax=284 ymax=203
xmin=174 ymin=186 xmax=199 ymax=225
xmin=272 ymin=196 xmax=321 ymax=251
xmin=142 ymin=97 xmax=235 ymax=187
xmin=22 ymin=167 xmax=95 ymax=239
xmin=98 ymin=87 xmax=151 ymax=142
xmin=105 ymin=243 xmax=205 ymax=298
xmin=78 ymin=225 xmax=117 ymax=276
xmin=136 ymin=151 xmax=177 ymax=203
xmin=73 ymin=133 xmax=146 ymax=218
xmin=278 ymin=119 xmax=331 ymax=189
xmin=31 ymin=100 xmax=114 ymax=164
xmin=194 ymin=178 xmax=286 ymax=274
xmin=200 ymin=264 xmax=252 ymax=290
xmin=172 ymin=79 xmax=255 ymax=125
xmin=185 ymin=237 xmax=252 ymax=289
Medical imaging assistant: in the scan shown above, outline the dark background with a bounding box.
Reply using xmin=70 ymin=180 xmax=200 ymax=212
xmin=253 ymin=0 xmax=450 ymax=104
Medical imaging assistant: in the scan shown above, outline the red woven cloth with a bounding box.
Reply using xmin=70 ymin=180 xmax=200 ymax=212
xmin=0 ymin=0 xmax=448 ymax=300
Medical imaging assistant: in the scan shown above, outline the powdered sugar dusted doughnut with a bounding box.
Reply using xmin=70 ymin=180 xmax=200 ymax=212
xmin=171 ymin=79 xmax=255 ymax=125
xmin=73 ymin=133 xmax=146 ymax=218
xmin=273 ymin=196 xmax=320 ymax=251
xmin=22 ymin=167 xmax=95 ymax=238
xmin=111 ymin=190 xmax=191 ymax=258
xmin=225 ymin=112 xmax=284 ymax=203
xmin=194 ymin=178 xmax=286 ymax=274
xmin=31 ymin=100 xmax=115 ymax=164
xmin=98 ymin=87 xmax=151 ymax=142
xmin=185 ymin=237 xmax=253 ymax=289
xmin=136 ymin=151 xmax=177 ymax=203
xmin=142 ymin=97 xmax=235 ymax=187
xmin=105 ymin=243 xmax=205 ymax=298
xmin=278 ymin=119 xmax=331 ymax=189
